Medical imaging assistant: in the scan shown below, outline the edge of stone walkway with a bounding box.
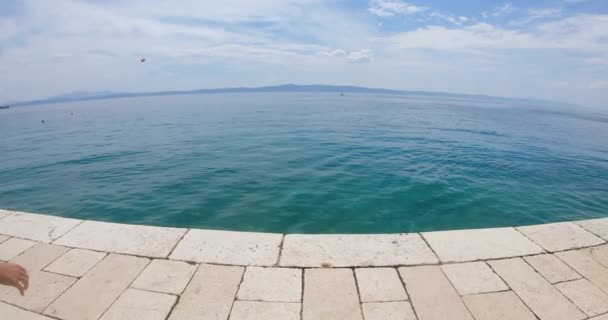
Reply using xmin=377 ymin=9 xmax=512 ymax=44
xmin=0 ymin=209 xmax=607 ymax=267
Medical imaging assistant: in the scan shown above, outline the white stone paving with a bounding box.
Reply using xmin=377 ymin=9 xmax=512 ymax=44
xmin=170 ymin=229 xmax=282 ymax=266
xmin=422 ymin=227 xmax=544 ymax=262
xmin=0 ymin=210 xmax=607 ymax=320
xmin=54 ymin=220 xmax=186 ymax=258
xmin=488 ymin=258 xmax=586 ymax=320
xmin=577 ymin=218 xmax=608 ymax=240
xmin=237 ymin=267 xmax=302 ymax=302
xmin=44 ymin=248 xmax=106 ymax=277
xmin=0 ymin=209 xmax=13 ymax=220
xmin=230 ymin=301 xmax=301 ymax=320
xmin=99 ymin=288 xmax=177 ymax=320
xmin=517 ymin=222 xmax=605 ymax=252
xmin=281 ymin=233 xmax=438 ymax=267
xmin=441 ymin=262 xmax=508 ymax=295
xmin=524 ymin=253 xmax=582 ymax=284
xmin=0 ymin=212 xmax=81 ymax=243
xmin=355 ymin=268 xmax=408 ymax=302
xmin=0 ymin=237 xmax=37 ymax=261
xmin=131 ymin=259 xmax=196 ymax=295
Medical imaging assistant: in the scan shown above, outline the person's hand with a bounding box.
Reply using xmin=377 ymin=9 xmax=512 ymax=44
xmin=0 ymin=262 xmax=29 ymax=296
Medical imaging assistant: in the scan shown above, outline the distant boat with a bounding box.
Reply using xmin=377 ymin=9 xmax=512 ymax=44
xmin=0 ymin=105 xmax=9 ymax=109
xmin=340 ymin=93 xmax=344 ymax=96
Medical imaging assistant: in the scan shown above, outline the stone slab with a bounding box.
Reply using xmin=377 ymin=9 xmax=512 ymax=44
xmin=399 ymin=266 xmax=473 ymax=320
xmin=587 ymin=245 xmax=608 ymax=268
xmin=524 ymin=254 xmax=581 ymax=284
xmin=54 ymin=220 xmax=186 ymax=258
xmin=230 ymin=301 xmax=301 ymax=320
xmin=422 ymin=227 xmax=544 ymax=262
xmin=556 ymin=279 xmax=608 ymax=317
xmin=462 ymin=291 xmax=537 ymax=320
xmin=591 ymin=314 xmax=608 ymax=320
xmin=170 ymin=229 xmax=282 ymax=266
xmin=488 ymin=258 xmax=585 ymax=320
xmin=0 ymin=212 xmax=81 ymax=243
xmin=556 ymin=250 xmax=608 ymax=294
xmin=303 ymin=268 xmax=363 ymax=320
xmin=0 ymin=235 xmax=7 ymax=244
xmin=355 ymin=268 xmax=408 ymax=302
xmin=100 ymin=288 xmax=177 ymax=320
xmin=44 ymin=254 xmax=149 ymax=320
xmin=131 ymin=259 xmax=196 ymax=295
xmin=517 ymin=222 xmax=604 ymax=252
xmin=281 ymin=234 xmax=438 ymax=267
xmin=362 ymin=302 xmax=417 ymax=320
xmin=441 ymin=262 xmax=508 ymax=295
xmin=0 ymin=237 xmax=37 ymax=261
xmin=577 ymin=218 xmax=608 ymax=240
xmin=0 ymin=243 xmax=74 ymax=312
xmin=168 ymin=264 xmax=244 ymax=320
xmin=44 ymin=248 xmax=106 ymax=277
xmin=0 ymin=209 xmax=13 ymax=220
xmin=0 ymin=301 xmax=55 ymax=320
xmin=237 ymin=267 xmax=302 ymax=302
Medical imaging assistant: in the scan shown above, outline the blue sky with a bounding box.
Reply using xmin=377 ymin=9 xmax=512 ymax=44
xmin=0 ymin=0 xmax=607 ymax=108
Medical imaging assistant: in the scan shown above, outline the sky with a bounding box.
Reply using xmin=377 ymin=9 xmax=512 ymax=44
xmin=0 ymin=0 xmax=607 ymax=108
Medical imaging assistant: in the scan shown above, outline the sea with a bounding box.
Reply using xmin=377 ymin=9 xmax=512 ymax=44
xmin=1 ymin=92 xmax=607 ymax=233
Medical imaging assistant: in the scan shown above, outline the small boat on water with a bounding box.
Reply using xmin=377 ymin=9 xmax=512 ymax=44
xmin=0 ymin=105 xmax=9 ymax=109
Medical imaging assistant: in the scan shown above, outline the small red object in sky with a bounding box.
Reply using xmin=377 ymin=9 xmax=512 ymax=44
xmin=140 ymin=58 xmax=146 ymax=63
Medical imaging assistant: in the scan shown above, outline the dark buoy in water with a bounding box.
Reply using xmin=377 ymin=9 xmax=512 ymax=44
xmin=340 ymin=92 xmax=344 ymax=96
xmin=70 ymin=112 xmax=74 ymax=116
xmin=41 ymin=120 xmax=45 ymax=123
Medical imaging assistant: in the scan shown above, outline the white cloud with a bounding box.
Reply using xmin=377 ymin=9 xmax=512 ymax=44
xmin=347 ymin=49 xmax=373 ymax=63
xmin=511 ymin=7 xmax=563 ymax=25
xmin=492 ymin=3 xmax=516 ymax=17
xmin=368 ymin=0 xmax=426 ymax=17
xmin=590 ymin=80 xmax=608 ymax=89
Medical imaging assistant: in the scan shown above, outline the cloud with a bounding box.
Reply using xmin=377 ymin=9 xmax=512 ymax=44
xmin=368 ymin=0 xmax=426 ymax=17
xmin=492 ymin=3 xmax=516 ymax=17
xmin=590 ymin=80 xmax=608 ymax=89
xmin=347 ymin=49 xmax=373 ymax=63
xmin=511 ymin=7 xmax=563 ymax=25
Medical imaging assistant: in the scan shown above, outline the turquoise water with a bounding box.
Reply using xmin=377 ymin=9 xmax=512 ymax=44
xmin=1 ymin=93 xmax=607 ymax=233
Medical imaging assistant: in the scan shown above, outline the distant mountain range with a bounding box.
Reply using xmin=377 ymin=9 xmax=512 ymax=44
xmin=9 ymin=84 xmax=568 ymax=107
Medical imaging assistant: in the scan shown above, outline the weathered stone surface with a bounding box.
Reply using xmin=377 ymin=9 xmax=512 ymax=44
xmin=399 ymin=266 xmax=473 ymax=320
xmin=44 ymin=254 xmax=149 ymax=320
xmin=556 ymin=250 xmax=608 ymax=293
xmin=422 ymin=227 xmax=544 ymax=262
xmin=488 ymin=258 xmax=585 ymax=320
xmin=355 ymin=268 xmax=408 ymax=302
xmin=556 ymin=279 xmax=608 ymax=317
xmin=168 ymin=264 xmax=244 ymax=320
xmin=0 ymin=243 xmax=74 ymax=312
xmin=577 ymin=218 xmax=608 ymax=240
xmin=524 ymin=253 xmax=581 ymax=283
xmin=441 ymin=262 xmax=508 ymax=295
xmin=0 ymin=212 xmax=81 ymax=243
xmin=0 ymin=301 xmax=55 ymax=320
xmin=587 ymin=245 xmax=608 ymax=268
xmin=0 ymin=235 xmax=7 ymax=244
xmin=100 ymin=288 xmax=177 ymax=320
xmin=54 ymin=220 xmax=186 ymax=258
xmin=303 ymin=268 xmax=363 ymax=320
xmin=517 ymin=222 xmax=604 ymax=252
xmin=131 ymin=259 xmax=196 ymax=295
xmin=170 ymin=229 xmax=282 ymax=266
xmin=362 ymin=302 xmax=417 ymax=320
xmin=44 ymin=248 xmax=106 ymax=277
xmin=0 ymin=209 xmax=13 ymax=220
xmin=281 ymin=234 xmax=437 ymax=267
xmin=0 ymin=237 xmax=36 ymax=261
xmin=591 ymin=314 xmax=608 ymax=320
xmin=237 ymin=267 xmax=302 ymax=302
xmin=230 ymin=301 xmax=301 ymax=320
xmin=462 ymin=291 xmax=537 ymax=320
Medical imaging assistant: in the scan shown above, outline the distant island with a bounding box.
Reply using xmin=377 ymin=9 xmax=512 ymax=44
xmin=9 ymin=84 xmax=569 ymax=108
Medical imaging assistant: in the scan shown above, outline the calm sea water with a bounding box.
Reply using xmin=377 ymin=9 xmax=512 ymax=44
xmin=1 ymin=93 xmax=607 ymax=233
